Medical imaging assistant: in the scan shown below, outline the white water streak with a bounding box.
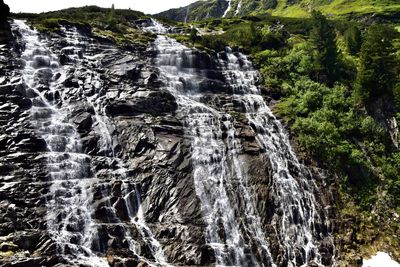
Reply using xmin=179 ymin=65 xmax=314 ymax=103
xmin=223 ymin=0 xmax=232 ymax=17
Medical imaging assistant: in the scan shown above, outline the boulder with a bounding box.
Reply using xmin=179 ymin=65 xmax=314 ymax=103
xmin=105 ymin=91 xmax=177 ymax=117
xmin=73 ymin=112 xmax=92 ymax=132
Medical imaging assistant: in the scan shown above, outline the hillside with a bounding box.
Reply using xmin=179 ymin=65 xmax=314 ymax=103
xmin=157 ymin=0 xmax=400 ymax=21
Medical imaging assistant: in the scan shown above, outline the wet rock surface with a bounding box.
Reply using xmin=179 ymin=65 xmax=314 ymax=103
xmin=0 ymin=20 xmax=338 ymax=267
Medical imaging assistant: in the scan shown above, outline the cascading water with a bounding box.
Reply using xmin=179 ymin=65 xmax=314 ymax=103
xmin=235 ymin=0 xmax=242 ymax=15
xmin=12 ymin=20 xmax=108 ymax=266
xmin=57 ymin=24 xmax=169 ymax=266
xmin=223 ymin=0 xmax=232 ymax=17
xmin=153 ymin=35 xmax=245 ymax=265
xmin=149 ymin=20 xmax=335 ymax=267
xmin=9 ymin=16 xmax=335 ymax=267
xmin=151 ymin=28 xmax=276 ymax=266
xmin=221 ymin=49 xmax=335 ymax=266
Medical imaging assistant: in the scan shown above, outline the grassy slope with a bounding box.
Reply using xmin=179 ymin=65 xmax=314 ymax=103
xmin=270 ymin=0 xmax=400 ymax=18
xmin=12 ymin=6 xmax=155 ymax=48
xmin=158 ymin=0 xmax=400 ymax=21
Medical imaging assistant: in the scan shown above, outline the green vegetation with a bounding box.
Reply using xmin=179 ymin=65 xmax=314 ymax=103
xmin=355 ymin=25 xmax=398 ymax=103
xmin=183 ymin=11 xmax=400 ymax=262
xmin=158 ymin=0 xmax=400 ymax=22
xmin=309 ymin=10 xmax=339 ymax=85
xmin=13 ymin=6 xmax=155 ymax=48
xmin=343 ymin=25 xmax=362 ymax=55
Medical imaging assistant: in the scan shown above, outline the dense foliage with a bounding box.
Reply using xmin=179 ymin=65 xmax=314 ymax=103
xmin=355 ymin=25 xmax=399 ymax=103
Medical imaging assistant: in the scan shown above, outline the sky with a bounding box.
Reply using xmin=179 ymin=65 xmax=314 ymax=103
xmin=4 ymin=0 xmax=199 ymax=15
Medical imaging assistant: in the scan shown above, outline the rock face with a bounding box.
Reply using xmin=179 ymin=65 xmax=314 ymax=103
xmin=0 ymin=0 xmax=9 ymax=18
xmin=0 ymin=19 xmax=337 ymax=267
xmin=0 ymin=0 xmax=11 ymax=44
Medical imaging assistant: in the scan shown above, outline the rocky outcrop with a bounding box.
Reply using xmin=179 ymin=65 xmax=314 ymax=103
xmin=0 ymin=0 xmax=11 ymax=44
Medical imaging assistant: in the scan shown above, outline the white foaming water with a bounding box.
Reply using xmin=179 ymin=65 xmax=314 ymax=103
xmin=223 ymin=0 xmax=232 ymax=17
xmin=143 ymin=18 xmax=169 ymax=34
xmin=154 ymin=35 xmax=247 ymax=266
xmin=363 ymin=252 xmax=400 ymax=267
xmin=150 ymin=19 xmax=275 ymax=265
xmin=235 ymin=0 xmax=242 ymax=15
xmin=220 ymin=49 xmax=334 ymax=266
xmin=122 ymin=182 xmax=170 ymax=266
xmin=12 ymin=20 xmax=108 ymax=266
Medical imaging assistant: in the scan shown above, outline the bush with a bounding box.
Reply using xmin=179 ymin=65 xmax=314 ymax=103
xmin=343 ymin=25 xmax=362 ymax=55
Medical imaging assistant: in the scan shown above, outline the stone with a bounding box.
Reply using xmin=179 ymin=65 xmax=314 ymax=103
xmin=0 ymin=84 xmax=12 ymax=95
xmin=0 ymin=242 xmax=18 ymax=252
xmin=73 ymin=112 xmax=92 ymax=132
xmin=32 ymin=55 xmax=50 ymax=68
xmin=64 ymin=77 xmax=80 ymax=88
xmin=34 ymin=69 xmax=53 ymax=85
xmin=105 ymin=91 xmax=177 ymax=117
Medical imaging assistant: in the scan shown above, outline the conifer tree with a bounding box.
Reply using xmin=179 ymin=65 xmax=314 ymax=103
xmin=343 ymin=25 xmax=362 ymax=55
xmin=309 ymin=10 xmax=338 ymax=86
xmin=355 ymin=25 xmax=398 ymax=103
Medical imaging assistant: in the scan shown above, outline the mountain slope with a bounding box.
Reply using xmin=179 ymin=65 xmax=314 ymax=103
xmin=157 ymin=0 xmax=400 ymax=21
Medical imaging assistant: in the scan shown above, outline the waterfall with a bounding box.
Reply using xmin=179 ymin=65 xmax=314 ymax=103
xmin=12 ymin=20 xmax=108 ymax=266
xmin=148 ymin=20 xmax=334 ymax=267
xmin=235 ymin=0 xmax=242 ymax=15
xmin=58 ymin=24 xmax=169 ymax=266
xmin=10 ymin=17 xmax=335 ymax=267
xmin=151 ymin=31 xmax=275 ymax=266
xmin=223 ymin=0 xmax=232 ymax=18
xmin=221 ymin=49 xmax=335 ymax=266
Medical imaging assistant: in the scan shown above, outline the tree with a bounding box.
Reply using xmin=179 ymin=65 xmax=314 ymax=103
xmin=309 ymin=10 xmax=339 ymax=86
xmin=343 ymin=25 xmax=362 ymax=55
xmin=189 ymin=27 xmax=199 ymax=43
xmin=355 ymin=25 xmax=398 ymax=103
xmin=106 ymin=4 xmax=117 ymax=29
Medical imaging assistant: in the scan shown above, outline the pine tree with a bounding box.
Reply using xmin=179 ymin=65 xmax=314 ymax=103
xmin=355 ymin=25 xmax=398 ymax=103
xmin=343 ymin=25 xmax=362 ymax=55
xmin=189 ymin=27 xmax=199 ymax=43
xmin=106 ymin=4 xmax=117 ymax=29
xmin=309 ymin=10 xmax=339 ymax=86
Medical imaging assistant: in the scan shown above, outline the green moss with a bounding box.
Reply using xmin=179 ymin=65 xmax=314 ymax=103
xmin=93 ymin=27 xmax=155 ymax=48
xmin=0 ymin=251 xmax=14 ymax=258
